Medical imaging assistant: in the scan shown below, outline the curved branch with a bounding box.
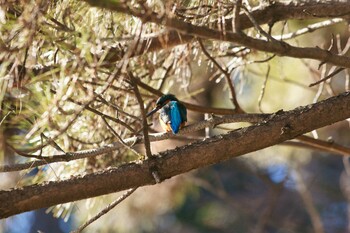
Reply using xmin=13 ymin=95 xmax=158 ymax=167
xmin=89 ymin=1 xmax=350 ymax=68
xmin=1 ymin=91 xmax=349 ymax=218
xmin=21 ymin=2 xmax=349 ymax=75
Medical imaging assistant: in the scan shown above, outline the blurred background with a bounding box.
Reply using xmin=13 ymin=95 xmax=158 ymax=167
xmin=1 ymin=1 xmax=350 ymax=233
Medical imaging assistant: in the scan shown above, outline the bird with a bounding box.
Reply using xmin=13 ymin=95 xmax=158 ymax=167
xmin=146 ymin=94 xmax=187 ymax=134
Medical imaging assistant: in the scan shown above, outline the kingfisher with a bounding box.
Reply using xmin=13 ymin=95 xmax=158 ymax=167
xmin=146 ymin=94 xmax=187 ymax=134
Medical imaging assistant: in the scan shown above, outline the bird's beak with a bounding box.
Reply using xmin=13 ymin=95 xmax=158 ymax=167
xmin=146 ymin=106 xmax=161 ymax=117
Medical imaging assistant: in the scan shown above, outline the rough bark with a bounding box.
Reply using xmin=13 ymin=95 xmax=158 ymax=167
xmin=95 ymin=1 xmax=350 ymax=67
xmin=1 ymin=91 xmax=349 ymax=219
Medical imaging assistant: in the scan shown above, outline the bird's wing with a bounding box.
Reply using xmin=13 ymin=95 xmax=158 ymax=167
xmin=170 ymin=101 xmax=183 ymax=134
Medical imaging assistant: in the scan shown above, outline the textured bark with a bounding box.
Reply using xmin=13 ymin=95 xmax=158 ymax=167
xmin=95 ymin=1 xmax=350 ymax=66
xmin=1 ymin=91 xmax=349 ymax=219
xmin=23 ymin=1 xmax=350 ymax=75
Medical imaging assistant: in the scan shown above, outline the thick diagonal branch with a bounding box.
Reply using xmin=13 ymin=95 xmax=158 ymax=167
xmin=0 ymin=92 xmax=350 ymax=218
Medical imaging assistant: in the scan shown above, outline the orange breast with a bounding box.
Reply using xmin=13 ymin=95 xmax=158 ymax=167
xmin=159 ymin=116 xmax=172 ymax=132
xmin=159 ymin=116 xmax=186 ymax=133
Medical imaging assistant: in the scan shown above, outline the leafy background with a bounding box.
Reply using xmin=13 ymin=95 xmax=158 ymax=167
xmin=1 ymin=1 xmax=350 ymax=232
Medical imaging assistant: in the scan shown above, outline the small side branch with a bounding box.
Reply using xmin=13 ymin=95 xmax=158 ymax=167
xmin=309 ymin=67 xmax=345 ymax=87
xmin=71 ymin=188 xmax=137 ymax=233
xmin=297 ymin=135 xmax=350 ymax=156
xmin=232 ymin=0 xmax=243 ymax=33
xmin=198 ymin=38 xmax=243 ymax=113
xmin=293 ymin=167 xmax=325 ymax=233
xmin=241 ymin=5 xmax=275 ymax=41
xmin=258 ymin=64 xmax=271 ymax=112
xmin=101 ymin=116 xmax=140 ymax=157
xmin=274 ymin=18 xmax=345 ymax=41
xmin=134 ymin=78 xmax=238 ymax=115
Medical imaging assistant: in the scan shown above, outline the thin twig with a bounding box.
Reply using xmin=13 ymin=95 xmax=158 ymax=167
xmin=297 ymin=135 xmax=350 ymax=156
xmin=293 ymin=166 xmax=325 ymax=233
xmin=50 ymin=89 xmax=136 ymax=133
xmin=309 ymin=67 xmax=345 ymax=87
xmin=76 ymin=80 xmax=142 ymax=122
xmin=258 ymin=64 xmax=270 ymax=113
xmin=101 ymin=116 xmax=141 ymax=157
xmin=0 ymin=110 xmax=13 ymax=126
xmin=134 ymin=78 xmax=238 ymax=115
xmin=313 ymin=65 xmax=327 ymax=103
xmin=71 ymin=188 xmax=137 ymax=233
xmin=232 ymin=0 xmax=242 ymax=33
xmin=241 ymin=5 xmax=275 ymax=41
xmin=274 ymin=18 xmax=344 ymax=40
xmin=198 ymin=38 xmax=243 ymax=113
xmin=129 ymin=73 xmax=152 ymax=159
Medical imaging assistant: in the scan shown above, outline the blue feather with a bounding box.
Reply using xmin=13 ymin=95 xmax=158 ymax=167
xmin=170 ymin=101 xmax=183 ymax=134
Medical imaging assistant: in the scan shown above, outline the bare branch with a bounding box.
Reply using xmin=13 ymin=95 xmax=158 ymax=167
xmin=84 ymin=0 xmax=350 ymax=68
xmin=101 ymin=116 xmax=140 ymax=157
xmin=293 ymin=166 xmax=325 ymax=233
xmin=297 ymin=135 xmax=350 ymax=156
xmin=232 ymin=0 xmax=242 ymax=33
xmin=274 ymin=18 xmax=345 ymax=41
xmin=258 ymin=64 xmax=271 ymax=113
xmin=129 ymin=73 xmax=153 ymax=159
xmin=1 ymin=91 xmax=349 ymax=218
xmin=198 ymin=38 xmax=243 ymax=113
xmin=241 ymin=5 xmax=275 ymax=41
xmin=309 ymin=67 xmax=345 ymax=87
xmin=0 ymin=113 xmax=270 ymax=173
xmin=133 ymin=77 xmax=238 ymax=115
xmin=71 ymin=188 xmax=137 ymax=233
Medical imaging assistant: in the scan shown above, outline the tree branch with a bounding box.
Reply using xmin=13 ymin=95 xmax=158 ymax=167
xmin=71 ymin=188 xmax=137 ymax=233
xmin=198 ymin=38 xmax=243 ymax=113
xmin=19 ymin=2 xmax=349 ymax=78
xmin=1 ymin=113 xmax=269 ymax=173
xmin=86 ymin=1 xmax=350 ymax=68
xmin=134 ymin=78 xmax=239 ymax=115
xmin=273 ymin=18 xmax=345 ymax=41
xmin=1 ymin=91 xmax=350 ymax=218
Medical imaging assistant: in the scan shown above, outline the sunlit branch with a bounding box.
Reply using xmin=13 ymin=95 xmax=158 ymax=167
xmin=84 ymin=0 xmax=350 ymax=69
xmin=274 ymin=18 xmax=345 ymax=41
xmin=0 ymin=113 xmax=270 ymax=173
xmin=232 ymin=0 xmax=242 ymax=33
xmin=257 ymin=64 xmax=271 ymax=113
xmin=101 ymin=116 xmax=140 ymax=157
xmin=1 ymin=91 xmax=350 ymax=218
